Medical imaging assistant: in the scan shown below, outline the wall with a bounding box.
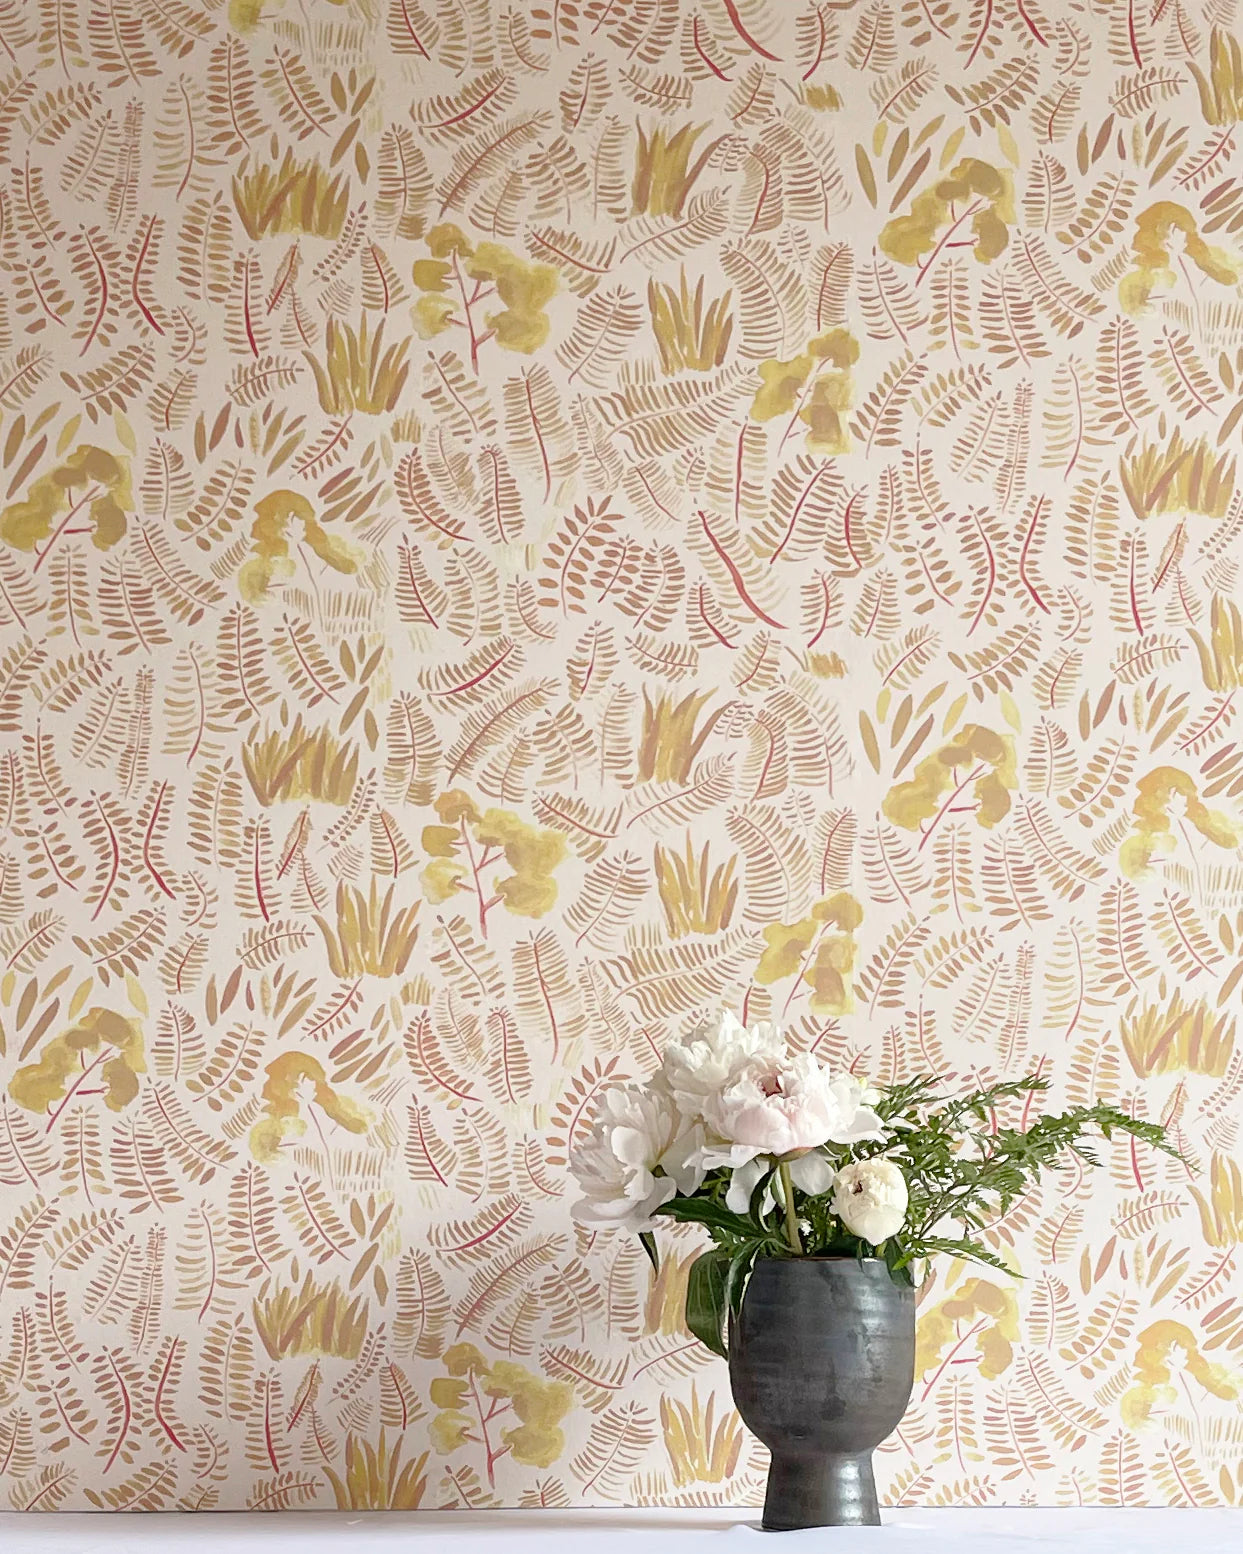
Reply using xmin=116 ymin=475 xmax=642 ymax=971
xmin=1 ymin=0 xmax=1242 ymax=1513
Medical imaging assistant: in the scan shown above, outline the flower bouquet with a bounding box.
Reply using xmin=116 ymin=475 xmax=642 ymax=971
xmin=569 ymin=1013 xmax=1176 ymax=1527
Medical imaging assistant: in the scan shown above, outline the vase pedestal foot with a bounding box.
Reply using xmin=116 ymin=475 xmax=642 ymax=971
xmin=761 ymin=1450 xmax=880 ymax=1530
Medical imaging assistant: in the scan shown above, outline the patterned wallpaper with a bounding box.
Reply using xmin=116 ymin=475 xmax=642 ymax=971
xmin=0 ymin=0 xmax=1242 ymax=1514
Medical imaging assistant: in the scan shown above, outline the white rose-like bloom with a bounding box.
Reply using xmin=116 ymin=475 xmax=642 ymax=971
xmin=702 ymin=1052 xmax=885 ymax=1161
xmin=832 ymin=1158 xmax=909 ymax=1244
xmin=570 ymin=1082 xmax=704 ymax=1233
xmin=660 ymin=1011 xmax=785 ymax=1119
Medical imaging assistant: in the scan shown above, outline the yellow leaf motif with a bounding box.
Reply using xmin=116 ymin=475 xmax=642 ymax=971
xmin=756 ymin=917 xmax=818 ymax=984
xmin=755 ymin=893 xmax=863 ymax=1014
xmin=879 ymin=159 xmax=1014 ymax=270
xmin=420 ymin=793 xmax=565 ymax=921
xmin=1120 ymin=1319 xmax=1241 ymax=1429
xmin=748 ymin=327 xmax=857 ymax=450
xmin=472 ymin=243 xmax=558 ymax=354
xmin=430 ymin=1344 xmax=573 ymax=1474
xmin=10 ymin=1007 xmax=145 ymax=1117
xmin=1119 ymin=767 xmax=1241 ymax=879
xmin=412 ymin=259 xmax=453 ymax=291
xmin=239 ymin=489 xmax=362 ymax=603
xmin=883 ymin=725 xmax=1016 ymax=836
xmin=475 ymin=808 xmax=567 ymax=918
xmin=249 ymin=1050 xmax=371 ymax=1162
xmin=801 ymin=372 xmax=852 ymax=455
xmin=916 ymin=1277 xmax=1019 ymax=1386
xmin=413 ymin=227 xmax=557 ymax=356
xmin=426 ymin=224 xmax=474 ymax=258
xmin=421 ymin=824 xmax=462 ymax=859
xmin=434 ymin=789 xmax=483 ymax=826
xmin=809 ymin=328 xmax=860 ymax=370
xmin=1119 ymin=202 xmax=1243 ymax=315
xmin=430 ymin=1377 xmax=469 ymax=1409
xmin=750 ymin=329 xmax=858 ymax=450
xmin=749 ymin=352 xmax=815 ymax=421
xmin=0 ymin=445 xmax=131 ymax=557
xmin=228 ymin=0 xmax=269 ymax=32
xmin=413 ymin=294 xmax=457 ymax=339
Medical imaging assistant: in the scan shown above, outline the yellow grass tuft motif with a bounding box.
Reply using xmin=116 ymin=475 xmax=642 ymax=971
xmin=632 ymin=123 xmax=724 ymax=217
xmin=305 ymin=316 xmax=411 ymax=415
xmin=253 ymin=1273 xmax=370 ymax=1359
xmin=1118 ymin=431 xmax=1236 ymax=521
xmin=242 ymin=717 xmax=360 ymax=805
xmin=314 ymin=880 xmax=422 ymax=978
xmin=654 ymin=836 xmax=738 ymax=937
xmin=660 ymin=1388 xmax=743 ymax=1486
xmin=232 ymin=151 xmax=349 ymax=240
xmin=1119 ymin=994 xmax=1234 ymax=1079
xmin=324 ymin=1433 xmax=429 ymax=1510
xmin=648 ymin=272 xmax=734 ymax=373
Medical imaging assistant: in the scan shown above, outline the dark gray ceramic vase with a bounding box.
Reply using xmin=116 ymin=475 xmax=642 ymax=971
xmin=728 ymin=1257 xmax=915 ymax=1530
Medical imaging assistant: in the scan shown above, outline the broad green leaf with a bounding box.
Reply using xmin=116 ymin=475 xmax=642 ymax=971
xmin=654 ymin=1197 xmax=756 ymax=1239
xmin=726 ymin=1242 xmax=763 ymax=1317
xmin=685 ymin=1249 xmax=730 ymax=1358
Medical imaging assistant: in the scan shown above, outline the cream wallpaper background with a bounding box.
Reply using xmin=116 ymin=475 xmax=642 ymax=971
xmin=1 ymin=0 xmax=1242 ymax=1513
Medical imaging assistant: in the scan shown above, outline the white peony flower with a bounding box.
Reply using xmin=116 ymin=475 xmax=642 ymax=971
xmin=723 ymin=1154 xmax=771 ymax=1214
xmin=723 ymin=1149 xmax=837 ymax=1214
xmin=702 ymin=1051 xmax=885 ymax=1161
xmin=660 ymin=1011 xmax=786 ymax=1118
xmin=570 ymin=1083 xmax=704 ymax=1234
xmin=832 ymin=1157 xmax=909 ymax=1244
xmin=828 ymin=1072 xmax=884 ymax=1127
xmin=787 ymin=1149 xmax=837 ymax=1195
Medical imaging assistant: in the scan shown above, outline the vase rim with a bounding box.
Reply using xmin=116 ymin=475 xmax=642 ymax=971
xmin=755 ymin=1253 xmax=887 ymax=1264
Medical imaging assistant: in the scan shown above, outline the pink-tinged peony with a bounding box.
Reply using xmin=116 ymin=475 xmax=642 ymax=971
xmin=702 ymin=1053 xmax=884 ymax=1161
xmin=832 ymin=1158 xmax=909 ymax=1244
xmin=660 ymin=1011 xmax=786 ymax=1119
xmin=570 ymin=1083 xmax=704 ymax=1233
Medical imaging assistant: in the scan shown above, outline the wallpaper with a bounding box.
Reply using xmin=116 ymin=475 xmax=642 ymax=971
xmin=0 ymin=0 xmax=1242 ymax=1515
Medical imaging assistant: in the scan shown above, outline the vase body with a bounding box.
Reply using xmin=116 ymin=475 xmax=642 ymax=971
xmin=728 ymin=1257 xmax=915 ymax=1530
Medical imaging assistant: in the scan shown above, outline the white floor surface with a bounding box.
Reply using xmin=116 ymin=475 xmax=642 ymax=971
xmin=0 ymin=1508 xmax=1238 ymax=1552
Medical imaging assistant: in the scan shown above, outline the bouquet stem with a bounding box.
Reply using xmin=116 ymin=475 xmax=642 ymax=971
xmin=777 ymin=1161 xmax=802 ymax=1254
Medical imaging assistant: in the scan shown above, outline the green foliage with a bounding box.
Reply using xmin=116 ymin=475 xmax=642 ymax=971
xmin=685 ymin=1250 xmax=730 ymax=1358
xmin=643 ymin=1071 xmax=1178 ymax=1359
xmin=651 ymin=1172 xmax=786 ymax=1359
xmin=863 ymin=1074 xmax=1177 ymax=1274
